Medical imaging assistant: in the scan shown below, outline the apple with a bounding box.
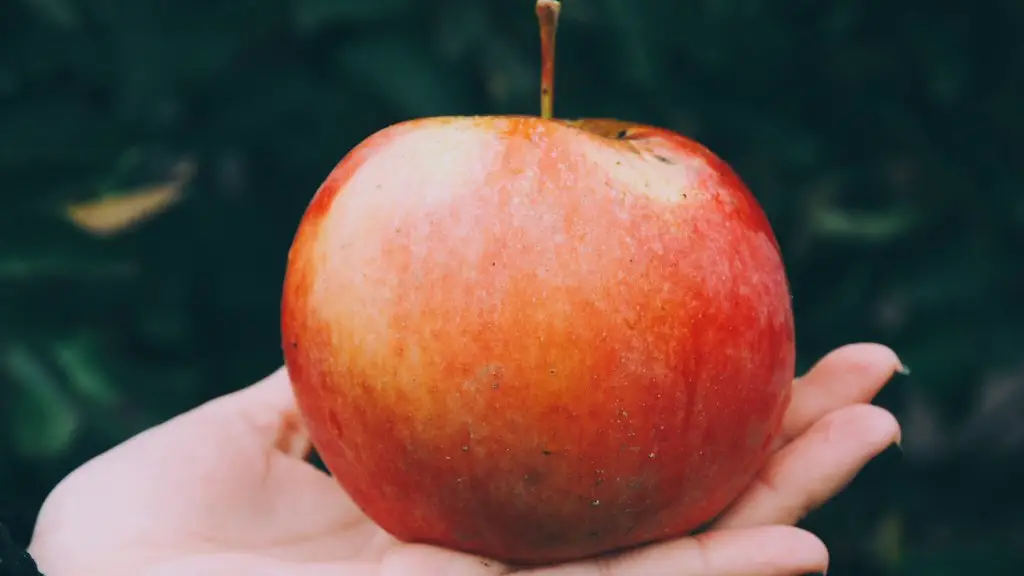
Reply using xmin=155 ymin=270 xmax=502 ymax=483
xmin=281 ymin=0 xmax=795 ymax=565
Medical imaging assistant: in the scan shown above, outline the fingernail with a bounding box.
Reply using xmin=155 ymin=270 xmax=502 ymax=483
xmin=891 ymin=423 xmax=903 ymax=454
xmin=885 ymin=349 xmax=912 ymax=376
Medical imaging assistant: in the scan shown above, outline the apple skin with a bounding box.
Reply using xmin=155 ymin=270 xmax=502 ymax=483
xmin=281 ymin=115 xmax=795 ymax=565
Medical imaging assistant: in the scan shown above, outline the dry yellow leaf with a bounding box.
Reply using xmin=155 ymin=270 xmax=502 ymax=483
xmin=65 ymin=160 xmax=195 ymax=237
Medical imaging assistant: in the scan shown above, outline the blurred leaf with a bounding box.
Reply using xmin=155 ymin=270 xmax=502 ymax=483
xmin=2 ymin=344 xmax=80 ymax=459
xmin=22 ymin=0 xmax=79 ymax=28
xmin=807 ymin=202 xmax=920 ymax=243
xmin=335 ymin=36 xmax=471 ymax=117
xmin=64 ymin=161 xmax=194 ymax=238
xmin=52 ymin=336 xmax=120 ymax=409
xmin=871 ymin=512 xmax=905 ymax=568
xmin=292 ymin=0 xmax=412 ymax=32
xmin=0 ymin=257 xmax=136 ymax=281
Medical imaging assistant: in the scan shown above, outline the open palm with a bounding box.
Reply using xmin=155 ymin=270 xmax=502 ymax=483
xmin=29 ymin=343 xmax=902 ymax=576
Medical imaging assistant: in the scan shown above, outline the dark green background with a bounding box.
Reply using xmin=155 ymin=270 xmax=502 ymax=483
xmin=2 ymin=0 xmax=1022 ymax=574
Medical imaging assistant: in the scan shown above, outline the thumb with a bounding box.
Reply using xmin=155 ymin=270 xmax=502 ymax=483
xmin=193 ymin=366 xmax=312 ymax=459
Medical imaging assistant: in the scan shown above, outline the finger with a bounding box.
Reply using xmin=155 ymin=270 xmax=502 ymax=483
xmin=714 ymin=403 xmax=900 ymax=530
xmin=514 ymin=526 xmax=828 ymax=576
xmin=194 ymin=369 xmax=381 ymax=554
xmin=778 ymin=343 xmax=904 ymax=448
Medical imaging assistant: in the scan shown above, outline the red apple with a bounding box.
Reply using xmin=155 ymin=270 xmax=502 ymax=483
xmin=281 ymin=0 xmax=795 ymax=565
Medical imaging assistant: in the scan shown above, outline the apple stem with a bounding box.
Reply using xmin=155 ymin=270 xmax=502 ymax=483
xmin=536 ymin=0 xmax=561 ymax=120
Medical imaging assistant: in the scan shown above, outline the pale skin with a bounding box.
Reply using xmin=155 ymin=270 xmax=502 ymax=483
xmin=29 ymin=343 xmax=903 ymax=576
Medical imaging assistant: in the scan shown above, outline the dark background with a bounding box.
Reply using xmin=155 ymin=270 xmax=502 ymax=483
xmin=2 ymin=0 xmax=1022 ymax=574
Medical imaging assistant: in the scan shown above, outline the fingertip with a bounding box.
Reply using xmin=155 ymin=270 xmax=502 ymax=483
xmin=797 ymin=403 xmax=901 ymax=474
xmin=691 ymin=526 xmax=830 ymax=576
xmin=808 ymin=343 xmax=904 ymax=382
xmin=775 ymin=526 xmax=831 ymax=573
xmin=843 ymin=403 xmax=902 ymax=449
xmin=761 ymin=525 xmax=830 ymax=575
xmin=781 ymin=343 xmax=904 ymax=447
xmin=719 ymin=403 xmax=900 ymax=530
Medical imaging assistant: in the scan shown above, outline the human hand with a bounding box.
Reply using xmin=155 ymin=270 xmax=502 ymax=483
xmin=29 ymin=343 xmax=903 ymax=576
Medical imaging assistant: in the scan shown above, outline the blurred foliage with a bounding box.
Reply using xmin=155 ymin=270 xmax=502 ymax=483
xmin=1 ymin=0 xmax=1022 ymax=574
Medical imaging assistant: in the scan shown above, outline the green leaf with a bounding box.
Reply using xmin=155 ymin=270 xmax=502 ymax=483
xmin=807 ymin=203 xmax=920 ymax=243
xmin=0 ymin=256 xmax=136 ymax=281
xmin=22 ymin=0 xmax=79 ymax=28
xmin=335 ymin=36 xmax=471 ymax=117
xmin=2 ymin=344 xmax=80 ymax=459
xmin=292 ymin=0 xmax=412 ymax=32
xmin=51 ymin=336 xmax=121 ymax=409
